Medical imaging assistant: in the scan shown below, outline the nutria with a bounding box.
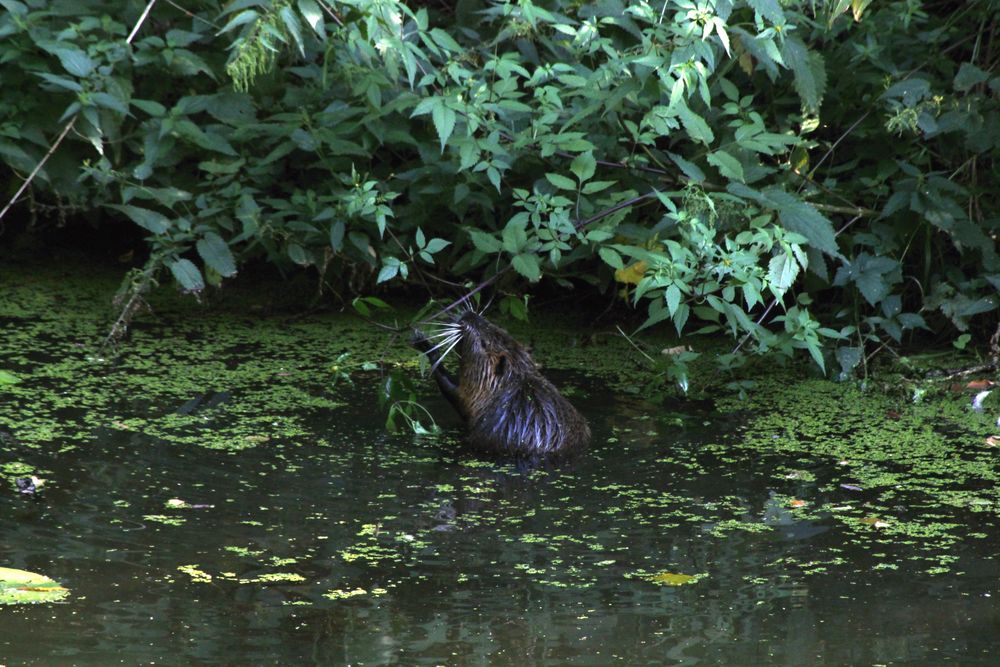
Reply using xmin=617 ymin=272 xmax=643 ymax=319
xmin=412 ymin=312 xmax=590 ymax=458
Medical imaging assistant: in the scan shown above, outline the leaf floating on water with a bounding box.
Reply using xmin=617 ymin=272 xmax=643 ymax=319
xmin=984 ymin=436 xmax=1000 ymax=448
xmin=645 ymin=571 xmax=702 ymax=586
xmin=789 ymin=499 xmax=807 ymax=508
xmin=0 ymin=567 xmax=69 ymax=605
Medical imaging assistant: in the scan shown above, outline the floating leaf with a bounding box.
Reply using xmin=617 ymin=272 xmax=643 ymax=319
xmin=0 ymin=567 xmax=69 ymax=605
xmin=645 ymin=571 xmax=701 ymax=586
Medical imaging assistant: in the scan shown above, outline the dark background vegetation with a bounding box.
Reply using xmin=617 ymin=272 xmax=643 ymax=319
xmin=1 ymin=0 xmax=998 ymax=379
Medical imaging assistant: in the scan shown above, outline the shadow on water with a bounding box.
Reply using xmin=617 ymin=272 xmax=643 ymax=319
xmin=1 ymin=372 xmax=998 ymax=666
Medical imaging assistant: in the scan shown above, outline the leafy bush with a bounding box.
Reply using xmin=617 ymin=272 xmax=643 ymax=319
xmin=1 ymin=0 xmax=997 ymax=379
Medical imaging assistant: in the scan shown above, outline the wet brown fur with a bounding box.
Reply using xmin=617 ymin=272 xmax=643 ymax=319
xmin=413 ymin=313 xmax=590 ymax=458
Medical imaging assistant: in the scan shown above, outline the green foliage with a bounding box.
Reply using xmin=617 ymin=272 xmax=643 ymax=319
xmin=2 ymin=0 xmax=999 ymax=378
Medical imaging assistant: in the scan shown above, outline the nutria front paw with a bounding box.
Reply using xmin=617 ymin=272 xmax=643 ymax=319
xmin=410 ymin=328 xmax=431 ymax=351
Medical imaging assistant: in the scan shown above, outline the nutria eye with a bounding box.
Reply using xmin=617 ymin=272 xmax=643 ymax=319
xmin=495 ymin=355 xmax=507 ymax=376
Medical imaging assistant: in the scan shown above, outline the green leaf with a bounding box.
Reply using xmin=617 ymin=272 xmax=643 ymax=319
xmin=377 ymin=262 xmax=399 ymax=284
xmin=169 ymin=259 xmax=205 ymax=292
xmin=131 ymin=99 xmax=166 ymax=116
xmin=196 ymin=232 xmax=237 ymax=277
xmin=424 ymin=238 xmax=451 ymax=254
xmin=468 ymin=229 xmax=501 ymax=253
xmin=329 ymin=220 xmax=345 ymax=251
xmin=56 ymin=48 xmax=94 ymax=78
xmin=781 ymin=38 xmax=826 ymax=112
xmin=0 ymin=567 xmax=69 ymax=606
xmin=545 ymin=172 xmax=577 ymax=190
xmin=676 ymin=103 xmax=715 ymax=145
xmin=665 ymin=283 xmax=682 ymax=317
xmin=746 ymin=0 xmax=785 ymax=22
xmin=954 ymin=62 xmax=989 ymax=92
xmin=107 ymin=204 xmax=170 ymax=234
xmin=768 ymin=252 xmax=800 ymax=295
xmin=512 ymin=253 xmax=541 ymax=282
xmin=668 ymin=152 xmax=706 ymax=182
xmin=297 ymin=0 xmax=325 ymax=38
xmin=570 ymin=152 xmax=596 ymax=183
xmin=431 ymin=102 xmax=456 ymax=152
xmin=36 ymin=72 xmax=83 ymax=92
xmin=218 ymin=9 xmax=259 ymax=34
xmin=0 ymin=370 xmax=20 ymax=385
xmin=731 ymin=186 xmax=840 ymax=258
xmin=91 ymin=92 xmax=130 ymax=115
xmin=287 ymin=243 xmax=311 ymax=265
xmin=598 ymin=247 xmax=623 ymax=270
xmin=707 ymin=150 xmax=744 ymax=183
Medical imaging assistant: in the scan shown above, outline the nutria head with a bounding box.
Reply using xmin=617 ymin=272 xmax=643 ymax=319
xmin=455 ymin=312 xmax=536 ymax=401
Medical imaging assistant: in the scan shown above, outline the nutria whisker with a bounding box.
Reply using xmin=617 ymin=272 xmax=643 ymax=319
xmin=431 ymin=332 xmax=461 ymax=366
xmin=425 ymin=324 xmax=460 ymax=338
xmin=423 ymin=332 xmax=460 ymax=356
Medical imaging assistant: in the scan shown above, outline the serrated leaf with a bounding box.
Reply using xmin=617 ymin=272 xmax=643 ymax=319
xmin=329 ymin=220 xmax=345 ymax=251
xmin=56 ymin=48 xmax=94 ymax=77
xmin=424 ymin=238 xmax=451 ymax=253
xmin=598 ymin=247 xmax=623 ymax=270
xmin=665 ymin=283 xmax=682 ymax=316
xmin=512 ymin=253 xmax=541 ymax=282
xmin=707 ymin=150 xmax=744 ymax=183
xmin=746 ymin=0 xmax=785 ymax=23
xmin=91 ymin=92 xmax=130 ymax=115
xmin=196 ymin=232 xmax=237 ymax=277
xmin=582 ymin=180 xmax=616 ymax=194
xmin=676 ymin=103 xmax=715 ymax=145
xmin=954 ymin=62 xmax=989 ymax=92
xmin=107 ymin=204 xmax=170 ymax=234
xmin=36 ymin=72 xmax=83 ymax=92
xmin=297 ymin=0 xmax=324 ymax=37
xmin=768 ymin=252 xmax=800 ymax=295
xmin=545 ymin=172 xmax=577 ymax=190
xmin=169 ymin=258 xmax=205 ymax=292
xmin=781 ymin=37 xmax=825 ymax=111
xmin=570 ymin=152 xmax=596 ymax=183
xmin=468 ymin=229 xmax=501 ymax=253
xmin=431 ymin=101 xmax=456 ymax=152
xmin=668 ymin=152 xmax=706 ymax=182
xmin=376 ymin=263 xmax=398 ymax=284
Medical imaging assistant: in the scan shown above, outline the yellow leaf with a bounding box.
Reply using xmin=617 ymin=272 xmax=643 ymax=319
xmin=851 ymin=0 xmax=872 ymax=21
xmin=646 ymin=571 xmax=698 ymax=586
xmin=614 ymin=260 xmax=647 ymax=285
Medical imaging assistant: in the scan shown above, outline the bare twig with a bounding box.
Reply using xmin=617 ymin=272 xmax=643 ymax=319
xmin=127 ymin=0 xmax=159 ymax=43
xmin=0 ymin=118 xmax=76 ymax=223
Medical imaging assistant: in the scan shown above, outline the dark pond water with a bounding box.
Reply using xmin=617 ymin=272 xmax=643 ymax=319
xmin=1 ymin=263 xmax=998 ymax=665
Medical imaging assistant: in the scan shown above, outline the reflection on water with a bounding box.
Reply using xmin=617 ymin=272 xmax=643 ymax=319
xmin=0 ymin=258 xmax=997 ymax=665
xmin=0 ymin=378 xmax=997 ymax=666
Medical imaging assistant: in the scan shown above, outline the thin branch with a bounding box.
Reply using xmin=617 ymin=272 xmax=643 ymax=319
xmin=164 ymin=0 xmax=221 ymax=30
xmin=127 ymin=0 xmax=159 ymax=43
xmin=0 ymin=118 xmax=76 ymax=223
